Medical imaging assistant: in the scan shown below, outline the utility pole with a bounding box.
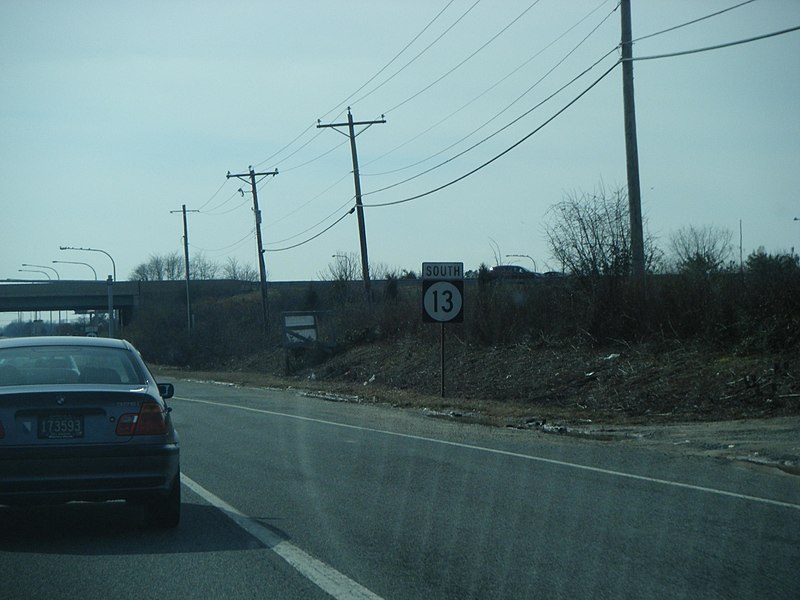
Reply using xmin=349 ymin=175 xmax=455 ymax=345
xmin=317 ymin=108 xmax=386 ymax=299
xmin=171 ymin=204 xmax=199 ymax=332
xmin=620 ymin=0 xmax=646 ymax=290
xmin=226 ymin=166 xmax=278 ymax=334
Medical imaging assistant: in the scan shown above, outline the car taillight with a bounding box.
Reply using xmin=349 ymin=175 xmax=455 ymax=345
xmin=116 ymin=403 xmax=168 ymax=436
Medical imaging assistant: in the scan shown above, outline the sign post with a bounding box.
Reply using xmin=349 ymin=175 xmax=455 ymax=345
xmin=422 ymin=262 xmax=464 ymax=397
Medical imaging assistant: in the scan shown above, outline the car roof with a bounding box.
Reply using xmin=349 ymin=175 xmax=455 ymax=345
xmin=0 ymin=336 xmax=134 ymax=351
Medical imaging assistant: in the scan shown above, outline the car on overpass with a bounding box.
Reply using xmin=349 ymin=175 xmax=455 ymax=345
xmin=488 ymin=264 xmax=542 ymax=281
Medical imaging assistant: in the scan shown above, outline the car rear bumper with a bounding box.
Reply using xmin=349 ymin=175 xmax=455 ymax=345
xmin=0 ymin=442 xmax=179 ymax=505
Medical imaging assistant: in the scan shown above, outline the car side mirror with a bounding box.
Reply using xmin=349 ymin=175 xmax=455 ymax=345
xmin=158 ymin=383 xmax=175 ymax=399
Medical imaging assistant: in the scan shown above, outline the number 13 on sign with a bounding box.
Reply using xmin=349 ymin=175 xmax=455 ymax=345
xmin=423 ymin=281 xmax=463 ymax=323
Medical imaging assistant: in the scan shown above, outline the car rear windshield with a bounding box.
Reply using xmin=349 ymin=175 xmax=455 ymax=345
xmin=0 ymin=345 xmax=147 ymax=386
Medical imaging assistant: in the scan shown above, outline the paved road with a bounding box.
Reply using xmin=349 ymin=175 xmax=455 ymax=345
xmin=2 ymin=379 xmax=798 ymax=599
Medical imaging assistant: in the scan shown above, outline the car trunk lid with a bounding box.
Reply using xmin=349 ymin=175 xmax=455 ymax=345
xmin=0 ymin=389 xmax=159 ymax=445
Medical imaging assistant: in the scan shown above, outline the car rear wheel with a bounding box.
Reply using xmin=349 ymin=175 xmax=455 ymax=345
xmin=147 ymin=474 xmax=181 ymax=528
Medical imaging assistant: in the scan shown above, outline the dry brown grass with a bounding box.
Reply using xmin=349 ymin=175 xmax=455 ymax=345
xmin=154 ymin=337 xmax=800 ymax=427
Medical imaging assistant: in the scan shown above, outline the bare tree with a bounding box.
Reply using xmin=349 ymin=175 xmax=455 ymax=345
xmin=148 ymin=254 xmax=165 ymax=280
xmin=222 ymin=257 xmax=259 ymax=282
xmin=543 ymin=183 xmax=660 ymax=278
xmin=191 ymin=253 xmax=219 ymax=280
xmin=130 ymin=252 xmax=185 ymax=281
xmin=669 ymin=225 xmax=733 ymax=274
xmin=163 ymin=251 xmax=183 ymax=281
xmin=370 ymin=262 xmax=403 ymax=280
xmin=489 ymin=239 xmax=503 ymax=266
xmin=130 ymin=263 xmax=151 ymax=281
xmin=319 ymin=252 xmax=360 ymax=281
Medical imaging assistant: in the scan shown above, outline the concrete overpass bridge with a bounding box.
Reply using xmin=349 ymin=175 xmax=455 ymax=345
xmin=0 ymin=278 xmax=418 ymax=333
xmin=0 ymin=279 xmax=265 ymax=328
xmin=0 ymin=280 xmax=139 ymax=320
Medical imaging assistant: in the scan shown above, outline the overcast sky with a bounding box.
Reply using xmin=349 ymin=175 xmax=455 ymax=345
xmin=1 ymin=0 xmax=798 ymax=290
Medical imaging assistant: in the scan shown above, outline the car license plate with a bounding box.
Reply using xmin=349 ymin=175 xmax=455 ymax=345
xmin=38 ymin=414 xmax=84 ymax=439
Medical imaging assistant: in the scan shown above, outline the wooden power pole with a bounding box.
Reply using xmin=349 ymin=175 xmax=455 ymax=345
xmin=227 ymin=166 xmax=278 ymax=334
xmin=621 ymin=0 xmax=646 ymax=288
xmin=170 ymin=204 xmax=199 ymax=332
xmin=317 ymin=108 xmax=385 ymax=299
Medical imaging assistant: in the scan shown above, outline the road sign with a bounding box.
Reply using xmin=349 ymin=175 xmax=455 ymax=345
xmin=423 ymin=281 xmax=463 ymax=322
xmin=422 ymin=262 xmax=463 ymax=280
xmin=422 ymin=262 xmax=464 ymax=323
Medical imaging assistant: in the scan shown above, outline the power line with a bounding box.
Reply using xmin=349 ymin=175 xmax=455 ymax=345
xmin=361 ymin=0 xmax=615 ymax=175
xmin=252 ymin=0 xmax=460 ymax=171
xmin=196 ymin=178 xmax=232 ymax=211
xmin=362 ymin=48 xmax=620 ymax=198
xmin=182 ymin=4 xmax=620 ymax=261
xmin=268 ymin=174 xmax=353 ymax=228
xmin=382 ymin=0 xmax=545 ymax=115
xmin=265 ymin=208 xmax=354 ymax=253
xmin=266 ymin=196 xmax=355 ymax=246
xmin=213 ymin=1 xmax=548 ymax=240
xmin=202 ymin=4 xmax=527 ymax=238
xmin=632 ymin=0 xmax=758 ymax=44
xmin=254 ymin=121 xmax=318 ymax=169
xmin=323 ymin=0 xmax=459 ymax=118
xmin=200 ymin=174 xmax=275 ymax=214
xmin=362 ymin=1 xmax=618 ymax=178
xmin=190 ymin=228 xmax=256 ymax=254
xmin=628 ymin=24 xmax=800 ymax=61
xmin=200 ymin=188 xmax=250 ymax=216
xmin=362 ymin=59 xmax=621 ymax=209
xmin=200 ymin=174 xmax=277 ymax=215
xmin=201 ymin=196 xmax=251 ymax=217
xmin=200 ymin=3 xmax=782 ymax=259
xmin=275 ymin=138 xmax=348 ymax=173
xmin=270 ymin=0 xmax=763 ymax=188
xmin=348 ymin=0 xmax=482 ymax=109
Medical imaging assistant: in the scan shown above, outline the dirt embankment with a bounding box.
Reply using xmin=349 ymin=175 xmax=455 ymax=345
xmin=157 ymin=338 xmax=800 ymax=474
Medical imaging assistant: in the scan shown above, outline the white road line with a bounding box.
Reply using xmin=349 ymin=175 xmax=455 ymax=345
xmin=181 ymin=473 xmax=384 ymax=600
xmin=175 ymin=395 xmax=800 ymax=512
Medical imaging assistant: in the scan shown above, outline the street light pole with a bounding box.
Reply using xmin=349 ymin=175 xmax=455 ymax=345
xmin=21 ymin=264 xmax=60 ymax=280
xmin=59 ymin=246 xmax=116 ymax=281
xmin=53 ymin=260 xmax=97 ymax=280
xmin=505 ymin=254 xmax=538 ymax=272
xmin=22 ymin=264 xmax=62 ymax=328
xmin=18 ymin=269 xmax=51 ymax=280
xmin=60 ymin=246 xmax=117 ymax=336
xmin=18 ymin=270 xmax=50 ymax=333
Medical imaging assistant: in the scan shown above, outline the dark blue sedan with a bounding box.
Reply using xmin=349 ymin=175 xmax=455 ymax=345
xmin=0 ymin=336 xmax=180 ymax=527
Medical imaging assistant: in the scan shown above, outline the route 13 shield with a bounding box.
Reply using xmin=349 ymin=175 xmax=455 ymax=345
xmin=422 ymin=279 xmax=464 ymax=323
